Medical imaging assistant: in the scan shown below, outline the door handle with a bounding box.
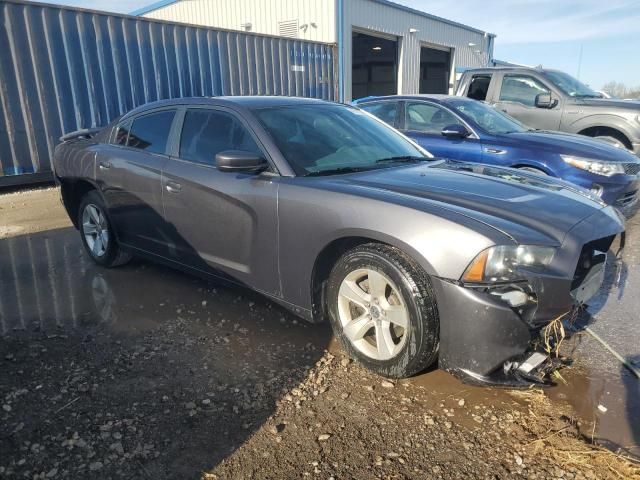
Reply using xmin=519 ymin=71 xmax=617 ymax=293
xmin=165 ymin=181 xmax=182 ymax=193
xmin=99 ymin=161 xmax=111 ymax=170
xmin=484 ymin=148 xmax=507 ymax=155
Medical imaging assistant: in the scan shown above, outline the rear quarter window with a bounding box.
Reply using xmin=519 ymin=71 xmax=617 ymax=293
xmin=359 ymin=102 xmax=399 ymax=127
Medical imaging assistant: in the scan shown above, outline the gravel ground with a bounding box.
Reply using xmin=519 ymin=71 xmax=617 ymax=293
xmin=0 ymin=188 xmax=638 ymax=479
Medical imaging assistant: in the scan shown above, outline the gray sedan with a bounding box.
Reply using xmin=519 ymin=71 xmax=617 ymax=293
xmin=53 ymin=97 xmax=625 ymax=385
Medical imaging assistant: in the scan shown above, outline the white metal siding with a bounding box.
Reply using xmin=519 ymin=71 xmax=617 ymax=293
xmin=144 ymin=0 xmax=336 ymax=43
xmin=342 ymin=0 xmax=493 ymax=100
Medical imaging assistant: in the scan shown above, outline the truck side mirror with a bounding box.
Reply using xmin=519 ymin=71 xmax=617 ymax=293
xmin=535 ymin=93 xmax=554 ymax=109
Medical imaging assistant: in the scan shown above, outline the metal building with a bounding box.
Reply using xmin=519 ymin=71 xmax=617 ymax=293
xmin=135 ymin=0 xmax=496 ymax=101
xmin=0 ymin=0 xmax=336 ymax=186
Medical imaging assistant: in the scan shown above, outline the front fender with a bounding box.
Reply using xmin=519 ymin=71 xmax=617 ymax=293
xmin=276 ymin=181 xmax=509 ymax=313
xmin=564 ymin=113 xmax=640 ymax=141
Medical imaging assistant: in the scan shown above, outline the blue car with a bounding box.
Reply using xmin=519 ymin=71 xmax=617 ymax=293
xmin=354 ymin=95 xmax=640 ymax=210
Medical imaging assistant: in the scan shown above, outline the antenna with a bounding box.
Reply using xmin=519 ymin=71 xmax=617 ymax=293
xmin=577 ymin=44 xmax=583 ymax=80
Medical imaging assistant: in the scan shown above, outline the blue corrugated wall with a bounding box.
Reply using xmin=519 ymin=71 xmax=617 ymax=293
xmin=0 ymin=0 xmax=337 ymax=183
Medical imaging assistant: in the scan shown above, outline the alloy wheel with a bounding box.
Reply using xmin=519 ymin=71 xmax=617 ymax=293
xmin=82 ymin=204 xmax=109 ymax=258
xmin=337 ymin=268 xmax=409 ymax=361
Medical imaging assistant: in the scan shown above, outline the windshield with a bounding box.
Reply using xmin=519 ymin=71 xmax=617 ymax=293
xmin=542 ymin=70 xmax=600 ymax=98
xmin=446 ymin=99 xmax=527 ymax=134
xmin=254 ymin=104 xmax=430 ymax=176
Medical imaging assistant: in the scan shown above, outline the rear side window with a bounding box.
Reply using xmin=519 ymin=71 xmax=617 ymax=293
xmin=467 ymin=74 xmax=491 ymax=101
xmin=179 ymin=109 xmax=261 ymax=166
xmin=499 ymin=75 xmax=549 ymax=107
xmin=359 ymin=102 xmax=398 ymax=127
xmin=405 ymin=102 xmax=462 ymax=134
xmin=113 ymin=121 xmax=131 ymax=146
xmin=126 ymin=110 xmax=176 ymax=154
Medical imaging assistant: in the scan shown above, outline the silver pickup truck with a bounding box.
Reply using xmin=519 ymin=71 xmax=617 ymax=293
xmin=456 ymin=67 xmax=640 ymax=156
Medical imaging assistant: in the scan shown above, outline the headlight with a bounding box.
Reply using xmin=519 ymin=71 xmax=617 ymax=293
xmin=561 ymin=154 xmax=624 ymax=176
xmin=636 ymin=114 xmax=640 ymax=124
xmin=462 ymin=245 xmax=556 ymax=283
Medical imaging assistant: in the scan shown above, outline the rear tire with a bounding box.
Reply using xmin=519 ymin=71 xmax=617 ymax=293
xmin=78 ymin=190 xmax=132 ymax=268
xmin=326 ymin=243 xmax=439 ymax=378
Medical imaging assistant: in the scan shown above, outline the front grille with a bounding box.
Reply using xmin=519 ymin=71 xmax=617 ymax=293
xmin=623 ymin=162 xmax=640 ymax=175
xmin=571 ymin=236 xmax=614 ymax=290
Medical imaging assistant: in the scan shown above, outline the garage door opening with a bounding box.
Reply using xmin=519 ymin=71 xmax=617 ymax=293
xmin=419 ymin=46 xmax=451 ymax=94
xmin=352 ymin=32 xmax=398 ymax=99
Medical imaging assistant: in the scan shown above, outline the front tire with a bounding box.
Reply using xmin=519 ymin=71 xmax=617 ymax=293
xmin=78 ymin=190 xmax=131 ymax=267
xmin=326 ymin=243 xmax=439 ymax=378
xmin=594 ymin=135 xmax=627 ymax=150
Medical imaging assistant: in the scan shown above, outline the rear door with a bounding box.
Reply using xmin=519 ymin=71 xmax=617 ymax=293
xmin=161 ymin=107 xmax=280 ymax=295
xmin=96 ymin=108 xmax=177 ymax=255
xmin=492 ymin=74 xmax=563 ymax=130
xmin=399 ymin=101 xmax=483 ymax=161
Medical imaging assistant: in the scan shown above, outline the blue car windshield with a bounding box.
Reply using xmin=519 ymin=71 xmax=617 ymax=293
xmin=254 ymin=104 xmax=431 ymax=176
xmin=542 ymin=70 xmax=601 ymax=98
xmin=447 ymin=99 xmax=528 ymax=134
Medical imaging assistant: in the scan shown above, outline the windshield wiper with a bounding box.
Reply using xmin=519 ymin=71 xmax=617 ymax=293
xmin=305 ymin=166 xmax=369 ymax=177
xmin=375 ymin=155 xmax=427 ymax=164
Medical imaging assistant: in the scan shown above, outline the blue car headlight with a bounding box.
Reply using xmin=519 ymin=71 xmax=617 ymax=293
xmin=561 ymin=155 xmax=625 ymax=177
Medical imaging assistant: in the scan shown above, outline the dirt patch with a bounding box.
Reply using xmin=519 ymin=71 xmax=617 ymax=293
xmin=0 ymin=187 xmax=70 ymax=239
xmin=207 ymin=352 xmax=639 ymax=480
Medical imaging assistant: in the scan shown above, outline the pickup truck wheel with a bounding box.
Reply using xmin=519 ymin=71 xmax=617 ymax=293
xmin=326 ymin=243 xmax=439 ymax=378
xmin=78 ymin=191 xmax=132 ymax=267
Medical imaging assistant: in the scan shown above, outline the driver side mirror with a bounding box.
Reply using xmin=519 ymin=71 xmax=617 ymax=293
xmin=441 ymin=124 xmax=471 ymax=139
xmin=535 ymin=93 xmax=555 ymax=109
xmin=215 ymin=150 xmax=267 ymax=173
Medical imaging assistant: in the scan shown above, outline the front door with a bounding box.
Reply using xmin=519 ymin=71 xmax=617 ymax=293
xmin=492 ymin=74 xmax=563 ymax=130
xmin=96 ymin=109 xmax=176 ymax=256
xmin=400 ymin=101 xmax=483 ymax=161
xmin=161 ymin=107 xmax=280 ymax=296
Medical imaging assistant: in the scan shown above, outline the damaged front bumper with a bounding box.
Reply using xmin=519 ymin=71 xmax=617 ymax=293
xmin=432 ymin=208 xmax=625 ymax=388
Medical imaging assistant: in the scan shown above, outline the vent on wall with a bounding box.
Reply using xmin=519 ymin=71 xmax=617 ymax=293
xmin=278 ymin=19 xmax=299 ymax=38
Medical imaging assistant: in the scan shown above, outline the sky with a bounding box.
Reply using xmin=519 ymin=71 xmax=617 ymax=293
xmin=38 ymin=0 xmax=640 ymax=90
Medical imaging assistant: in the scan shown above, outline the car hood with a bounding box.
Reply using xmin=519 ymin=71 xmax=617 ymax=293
xmin=576 ymin=98 xmax=640 ymax=111
xmin=327 ymin=161 xmax=608 ymax=245
xmin=498 ymin=131 xmax=639 ymax=161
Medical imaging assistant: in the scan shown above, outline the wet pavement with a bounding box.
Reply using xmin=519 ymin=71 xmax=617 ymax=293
xmin=558 ymin=209 xmax=640 ymax=458
xmin=0 ymin=188 xmax=639 ymax=478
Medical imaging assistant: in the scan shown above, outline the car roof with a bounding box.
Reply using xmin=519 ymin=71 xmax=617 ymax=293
xmin=462 ymin=66 xmax=561 ymax=75
xmin=354 ymin=94 xmax=469 ymax=105
xmin=121 ymin=96 xmax=338 ymax=120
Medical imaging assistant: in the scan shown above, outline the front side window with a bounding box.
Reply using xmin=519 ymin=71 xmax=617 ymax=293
xmin=126 ymin=110 xmax=175 ymax=154
xmin=179 ymin=109 xmax=262 ymax=166
xmin=499 ymin=75 xmax=549 ymax=107
xmin=467 ymin=74 xmax=491 ymax=101
xmin=254 ymin=104 xmax=430 ymax=176
xmin=405 ymin=102 xmax=462 ymax=134
xmin=359 ymin=102 xmax=398 ymax=127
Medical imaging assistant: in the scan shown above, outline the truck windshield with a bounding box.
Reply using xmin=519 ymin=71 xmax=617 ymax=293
xmin=542 ymin=70 xmax=601 ymax=98
xmin=254 ymin=104 xmax=431 ymax=176
xmin=446 ymin=99 xmax=528 ymax=135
